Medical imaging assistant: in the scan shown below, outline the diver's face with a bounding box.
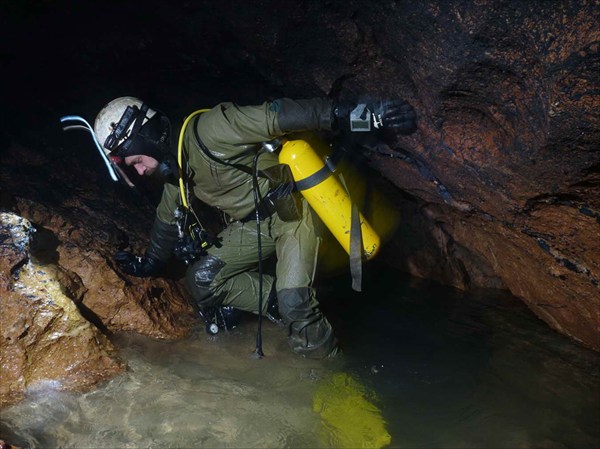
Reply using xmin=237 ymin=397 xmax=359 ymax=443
xmin=124 ymin=155 xmax=159 ymax=176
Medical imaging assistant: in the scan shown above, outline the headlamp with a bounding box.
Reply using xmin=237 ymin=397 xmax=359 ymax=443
xmin=103 ymin=105 xmax=138 ymax=150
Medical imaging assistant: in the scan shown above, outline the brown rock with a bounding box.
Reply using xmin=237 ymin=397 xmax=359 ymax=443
xmin=11 ymin=191 xmax=197 ymax=340
xmin=57 ymin=244 xmax=194 ymax=339
xmin=333 ymin=0 xmax=600 ymax=351
xmin=0 ymin=213 xmax=125 ymax=408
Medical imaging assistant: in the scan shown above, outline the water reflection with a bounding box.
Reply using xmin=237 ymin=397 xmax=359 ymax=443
xmin=2 ymin=323 xmax=336 ymax=448
xmin=2 ymin=272 xmax=599 ymax=448
xmin=322 ymin=273 xmax=600 ymax=449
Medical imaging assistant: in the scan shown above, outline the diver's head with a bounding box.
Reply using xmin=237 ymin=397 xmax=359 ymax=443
xmin=94 ymin=96 xmax=172 ymax=177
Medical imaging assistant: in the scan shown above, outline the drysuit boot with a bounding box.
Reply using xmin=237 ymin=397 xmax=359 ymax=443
xmin=278 ymin=287 xmax=337 ymax=359
xmin=199 ymin=306 xmax=243 ymax=334
xmin=265 ymin=284 xmax=283 ymax=326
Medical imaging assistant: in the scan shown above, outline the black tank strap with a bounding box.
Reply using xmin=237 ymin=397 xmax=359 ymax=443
xmin=293 ymin=147 xmax=344 ymax=191
xmin=332 ymin=171 xmax=363 ymax=292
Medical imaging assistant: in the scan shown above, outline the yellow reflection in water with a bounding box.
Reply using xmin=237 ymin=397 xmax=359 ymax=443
xmin=313 ymin=372 xmax=392 ymax=448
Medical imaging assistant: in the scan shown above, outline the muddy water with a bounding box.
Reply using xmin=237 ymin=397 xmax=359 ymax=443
xmin=2 ymin=270 xmax=599 ymax=448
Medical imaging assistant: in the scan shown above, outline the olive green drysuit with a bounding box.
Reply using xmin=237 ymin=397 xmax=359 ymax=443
xmin=146 ymin=98 xmax=337 ymax=358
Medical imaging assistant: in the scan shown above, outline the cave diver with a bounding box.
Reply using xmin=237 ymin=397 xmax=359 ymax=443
xmin=60 ymin=96 xmax=416 ymax=359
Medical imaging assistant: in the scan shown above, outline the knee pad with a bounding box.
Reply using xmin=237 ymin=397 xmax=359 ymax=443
xmin=185 ymin=254 xmax=225 ymax=308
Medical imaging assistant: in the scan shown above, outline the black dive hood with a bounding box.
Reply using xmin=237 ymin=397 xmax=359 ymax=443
xmin=60 ymin=108 xmax=176 ymax=188
xmin=109 ymin=108 xmax=172 ymax=163
xmin=157 ymin=148 xmax=179 ymax=181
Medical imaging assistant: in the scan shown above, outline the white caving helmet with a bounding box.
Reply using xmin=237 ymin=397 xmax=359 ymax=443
xmin=60 ymin=96 xmax=172 ymax=187
xmin=94 ymin=96 xmax=171 ymax=163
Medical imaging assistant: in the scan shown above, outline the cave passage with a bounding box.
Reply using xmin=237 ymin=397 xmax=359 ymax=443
xmin=1 ymin=1 xmax=599 ymax=447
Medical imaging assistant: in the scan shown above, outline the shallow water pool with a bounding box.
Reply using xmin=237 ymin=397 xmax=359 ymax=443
xmin=2 ymin=270 xmax=599 ymax=448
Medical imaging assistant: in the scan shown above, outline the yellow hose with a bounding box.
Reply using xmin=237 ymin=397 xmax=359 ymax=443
xmin=177 ymin=109 xmax=210 ymax=208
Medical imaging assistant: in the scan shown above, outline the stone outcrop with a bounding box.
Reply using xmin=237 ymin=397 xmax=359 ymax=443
xmin=1 ymin=145 xmax=197 ymax=342
xmin=0 ymin=147 xmax=197 ymax=407
xmin=0 ymin=213 xmax=124 ymax=408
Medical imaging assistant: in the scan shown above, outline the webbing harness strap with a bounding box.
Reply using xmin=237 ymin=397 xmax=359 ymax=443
xmin=294 ymin=149 xmax=344 ymax=191
xmin=130 ymin=103 xmax=150 ymax=138
xmin=336 ymin=172 xmax=363 ymax=292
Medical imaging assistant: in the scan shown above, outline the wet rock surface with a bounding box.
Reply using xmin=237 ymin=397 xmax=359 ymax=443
xmin=0 ymin=146 xmax=197 ymax=341
xmin=362 ymin=1 xmax=600 ymax=350
xmin=0 ymin=147 xmax=197 ymax=407
xmin=0 ymin=213 xmax=125 ymax=408
xmin=1 ymin=0 xmax=598 ymax=360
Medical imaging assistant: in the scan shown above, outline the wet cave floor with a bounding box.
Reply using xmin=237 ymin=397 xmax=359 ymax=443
xmin=1 ymin=269 xmax=599 ymax=449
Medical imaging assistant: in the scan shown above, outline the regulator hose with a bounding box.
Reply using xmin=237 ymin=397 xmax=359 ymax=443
xmin=252 ymin=149 xmax=266 ymax=358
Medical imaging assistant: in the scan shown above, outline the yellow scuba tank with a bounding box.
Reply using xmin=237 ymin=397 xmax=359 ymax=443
xmin=279 ymin=133 xmax=380 ymax=259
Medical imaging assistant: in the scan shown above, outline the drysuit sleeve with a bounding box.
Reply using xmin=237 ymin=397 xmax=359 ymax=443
xmin=146 ymin=217 xmax=179 ymax=262
xmin=197 ymin=98 xmax=334 ymax=153
xmin=147 ymin=183 xmax=181 ymax=262
xmin=271 ymin=98 xmax=334 ymax=133
xmin=156 ymin=183 xmax=181 ymax=225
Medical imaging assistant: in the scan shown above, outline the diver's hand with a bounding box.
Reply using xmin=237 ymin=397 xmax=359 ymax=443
xmin=334 ymin=99 xmax=417 ymax=135
xmin=368 ymin=99 xmax=417 ymax=134
xmin=114 ymin=251 xmax=163 ymax=277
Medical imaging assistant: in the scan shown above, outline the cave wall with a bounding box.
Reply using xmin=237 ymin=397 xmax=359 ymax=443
xmin=1 ymin=0 xmax=598 ymax=351
xmin=356 ymin=0 xmax=600 ymax=350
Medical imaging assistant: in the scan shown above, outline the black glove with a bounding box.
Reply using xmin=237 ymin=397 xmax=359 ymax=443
xmin=114 ymin=251 xmax=163 ymax=277
xmin=334 ymin=99 xmax=417 ymax=135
